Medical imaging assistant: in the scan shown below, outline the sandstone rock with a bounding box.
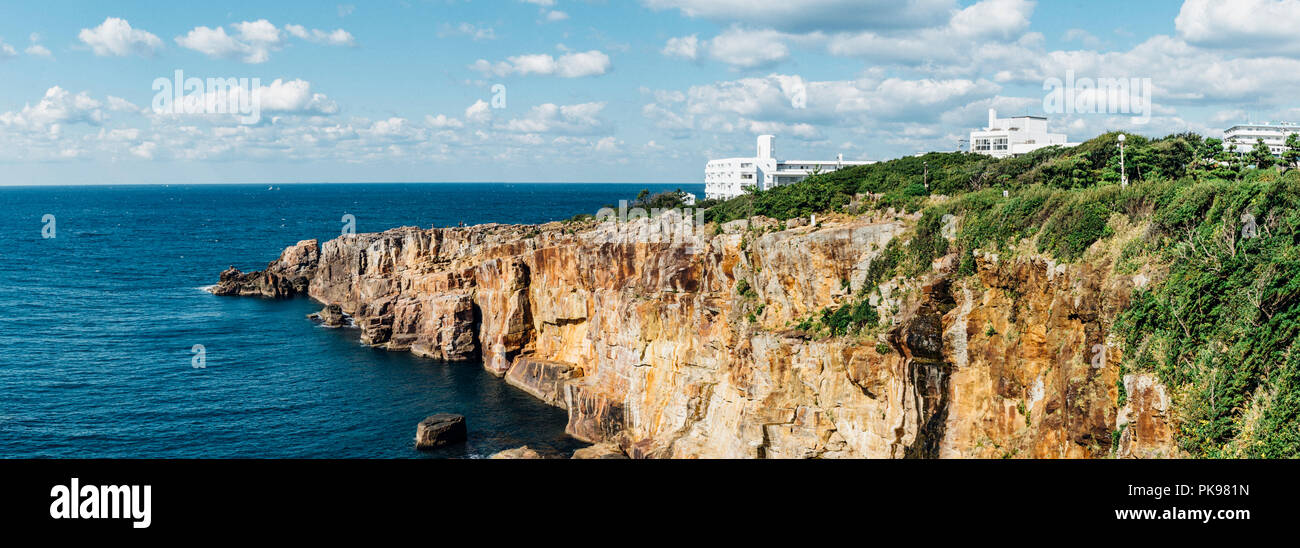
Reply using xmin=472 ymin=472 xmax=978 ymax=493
xmin=490 ymin=445 xmax=543 ymax=459
xmin=211 ymin=239 xmax=319 ymax=298
xmin=564 ymin=382 xmax=625 ymax=444
xmin=414 ymin=414 xmax=467 ymax=450
xmin=1117 ymin=374 xmax=1179 ymax=459
xmin=505 ymin=356 xmax=582 ymax=408
xmin=308 ymin=304 xmax=346 ymax=327
xmin=571 ymin=442 xmax=628 ymax=459
xmin=221 ymin=214 xmax=1172 ymax=459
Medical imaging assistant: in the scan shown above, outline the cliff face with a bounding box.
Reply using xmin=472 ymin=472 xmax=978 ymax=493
xmin=214 ymin=214 xmax=1179 ymax=458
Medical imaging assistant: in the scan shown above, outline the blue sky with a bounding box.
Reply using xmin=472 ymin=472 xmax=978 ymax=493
xmin=1 ymin=0 xmax=1297 ymax=185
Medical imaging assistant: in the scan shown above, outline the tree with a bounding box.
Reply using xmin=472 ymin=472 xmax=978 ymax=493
xmin=1201 ymin=138 xmax=1223 ymax=161
xmin=1250 ymin=138 xmax=1276 ymax=169
xmin=1285 ymin=133 xmax=1300 ymax=168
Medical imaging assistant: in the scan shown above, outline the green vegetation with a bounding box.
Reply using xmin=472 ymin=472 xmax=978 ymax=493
xmin=620 ymin=188 xmax=696 ymax=212
xmin=1285 ymin=134 xmax=1300 ymax=168
xmin=735 ymin=278 xmax=756 ymax=299
xmin=1115 ymin=172 xmax=1300 ymax=457
xmin=689 ymin=130 xmax=1300 ymax=457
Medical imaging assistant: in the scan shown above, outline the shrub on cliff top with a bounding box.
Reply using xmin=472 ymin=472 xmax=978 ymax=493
xmin=1115 ymin=171 xmax=1300 ymax=457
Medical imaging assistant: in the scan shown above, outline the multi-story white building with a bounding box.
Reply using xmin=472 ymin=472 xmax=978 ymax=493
xmin=1223 ymin=122 xmax=1300 ymax=156
xmin=704 ymin=135 xmax=873 ymax=200
xmin=969 ymin=109 xmax=1075 ymax=159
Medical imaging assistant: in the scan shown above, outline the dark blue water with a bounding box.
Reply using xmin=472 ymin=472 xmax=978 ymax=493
xmin=0 ymin=183 xmax=701 ymax=458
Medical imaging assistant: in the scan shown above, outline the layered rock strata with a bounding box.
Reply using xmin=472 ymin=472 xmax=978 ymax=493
xmin=215 ymin=215 xmax=1178 ymax=459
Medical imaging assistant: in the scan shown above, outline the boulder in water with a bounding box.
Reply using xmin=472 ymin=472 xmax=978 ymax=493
xmin=414 ymin=414 xmax=467 ymax=450
xmin=308 ymin=304 xmax=346 ymax=327
xmin=490 ymin=446 xmax=543 ymax=459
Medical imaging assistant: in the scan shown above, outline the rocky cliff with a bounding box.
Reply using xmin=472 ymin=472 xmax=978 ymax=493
xmin=213 ymin=212 xmax=1179 ymax=458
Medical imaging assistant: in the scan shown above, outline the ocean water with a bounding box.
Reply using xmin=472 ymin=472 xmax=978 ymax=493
xmin=0 ymin=183 xmax=702 ymax=458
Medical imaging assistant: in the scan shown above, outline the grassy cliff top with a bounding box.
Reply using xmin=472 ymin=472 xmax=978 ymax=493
xmin=694 ymin=131 xmax=1300 ymax=458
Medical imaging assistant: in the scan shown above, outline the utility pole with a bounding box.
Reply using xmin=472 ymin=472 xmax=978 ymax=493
xmin=1118 ymin=133 xmax=1128 ymax=188
xmin=923 ymin=160 xmax=929 ymax=191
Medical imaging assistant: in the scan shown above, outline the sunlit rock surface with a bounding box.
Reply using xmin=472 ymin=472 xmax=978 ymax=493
xmin=217 ymin=214 xmax=1177 ymax=458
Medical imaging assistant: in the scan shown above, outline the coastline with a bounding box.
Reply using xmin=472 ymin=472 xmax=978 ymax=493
xmin=212 ymin=206 xmax=1179 ymax=459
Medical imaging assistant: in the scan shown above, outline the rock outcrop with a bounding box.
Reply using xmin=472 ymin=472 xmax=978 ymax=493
xmin=415 ymin=414 xmax=467 ymax=450
xmin=571 ymin=442 xmax=628 ymax=459
xmin=217 ymin=213 xmax=1179 ymax=459
xmin=308 ymin=304 xmax=347 ymax=327
xmin=490 ymin=446 xmax=543 ymax=459
xmin=211 ymin=239 xmax=319 ymax=298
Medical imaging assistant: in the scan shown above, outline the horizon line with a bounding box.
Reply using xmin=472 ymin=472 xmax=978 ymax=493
xmin=0 ymin=180 xmax=704 ymax=188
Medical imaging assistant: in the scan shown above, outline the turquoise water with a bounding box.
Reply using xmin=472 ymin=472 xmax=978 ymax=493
xmin=0 ymin=183 xmax=701 ymax=458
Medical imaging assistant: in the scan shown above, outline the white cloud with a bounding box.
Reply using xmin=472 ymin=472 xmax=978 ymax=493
xmin=662 ymin=28 xmax=803 ymax=69
xmin=284 ymin=25 xmax=356 ymax=46
xmin=26 ymin=44 xmax=53 ymax=58
xmin=176 ymin=25 xmax=274 ymax=63
xmin=472 ymin=50 xmax=611 ymax=77
xmin=708 ymin=27 xmax=790 ymax=68
xmin=234 ymin=20 xmax=282 ymax=45
xmin=465 ymin=100 xmax=493 ymax=124
xmin=131 ymin=141 xmax=158 ymax=159
xmin=947 ymin=0 xmax=1034 ymax=40
xmin=642 ymin=73 xmax=994 ymax=140
xmin=177 ymin=21 xmax=354 ymax=63
xmin=0 ymin=86 xmax=106 ymax=131
xmin=425 ymin=114 xmax=464 ymax=128
xmin=546 ymin=11 xmax=570 ymax=22
xmin=106 ymin=96 xmax=141 ymax=113
xmin=747 ymin=120 xmax=823 ymax=140
xmin=256 ymin=79 xmax=340 ymax=114
xmin=827 ymin=0 xmax=1035 ymax=62
xmin=0 ymin=41 xmax=15 ymax=60
xmin=594 ymin=136 xmax=622 ymax=152
xmin=1176 ymin=0 xmax=1300 ymax=54
xmin=662 ymin=35 xmax=699 ymax=60
xmin=498 ymin=102 xmax=607 ymax=134
xmin=78 ymin=17 xmax=162 ymax=57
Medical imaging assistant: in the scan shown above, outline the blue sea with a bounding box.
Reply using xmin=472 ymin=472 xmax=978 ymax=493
xmin=0 ymin=183 xmax=702 ymax=458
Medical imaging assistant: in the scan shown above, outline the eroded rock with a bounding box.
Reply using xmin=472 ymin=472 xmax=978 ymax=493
xmin=415 ymin=414 xmax=467 ymax=450
xmin=220 ymin=215 xmax=1176 ymax=459
xmin=490 ymin=446 xmax=543 ymax=459
xmin=505 ymin=356 xmax=582 ymax=408
xmin=572 ymin=442 xmax=628 ymax=459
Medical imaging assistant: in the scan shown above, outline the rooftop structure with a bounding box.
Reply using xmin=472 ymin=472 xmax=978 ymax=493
xmin=969 ymin=109 xmax=1076 ymax=159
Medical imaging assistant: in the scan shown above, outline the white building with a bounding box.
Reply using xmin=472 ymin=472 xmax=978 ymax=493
xmin=1223 ymin=122 xmax=1300 ymax=156
xmin=704 ymin=135 xmax=874 ymax=200
xmin=969 ymin=109 xmax=1075 ymax=158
